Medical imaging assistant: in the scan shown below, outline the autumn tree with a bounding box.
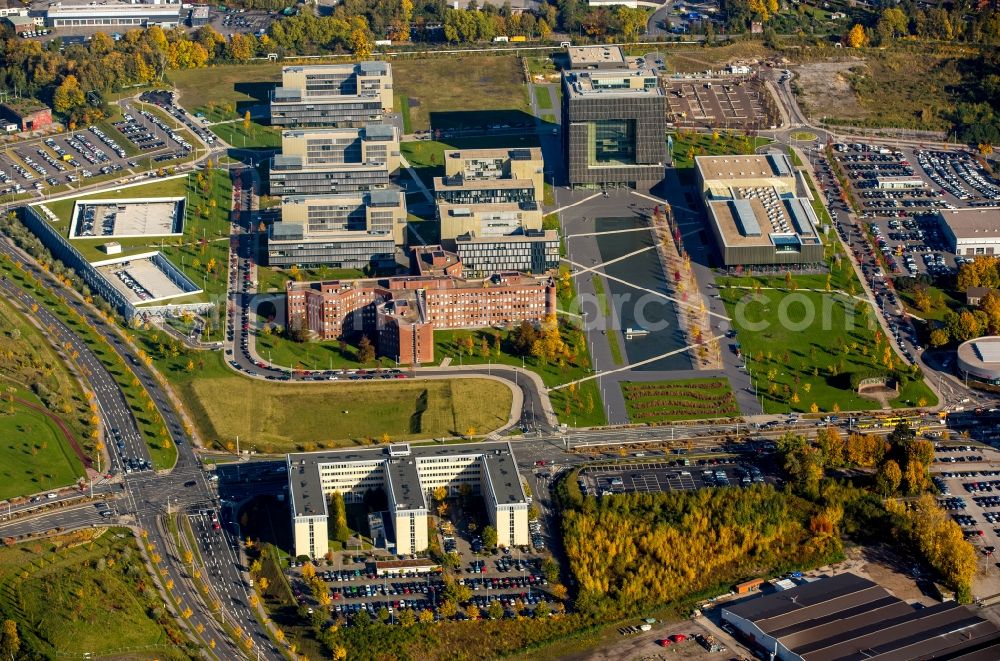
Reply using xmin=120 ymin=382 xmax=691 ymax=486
xmin=0 ymin=620 xmax=19 ymax=661
xmin=875 ymin=459 xmax=902 ymax=496
xmin=329 ymin=491 xmax=349 ymax=544
xmin=53 ymin=75 xmax=85 ymax=114
xmin=357 ymin=335 xmax=375 ymax=364
xmin=846 ymin=24 xmax=868 ymax=48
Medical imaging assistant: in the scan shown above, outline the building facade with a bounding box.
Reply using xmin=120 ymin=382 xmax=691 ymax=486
xmin=562 ymin=64 xmax=667 ymax=187
xmin=270 ymin=62 xmax=393 ymax=128
xmin=288 ymin=442 xmax=529 ymax=559
xmin=939 ymin=207 xmax=1000 ymax=256
xmin=286 ymin=271 xmax=557 ymax=362
xmin=455 ymin=230 xmax=560 ymax=276
xmin=269 ymin=126 xmax=399 ymax=196
xmin=1 ymin=100 xmax=52 ymax=131
xmin=45 ymin=0 xmax=183 ymax=27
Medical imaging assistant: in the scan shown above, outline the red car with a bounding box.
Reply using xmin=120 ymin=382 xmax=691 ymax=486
xmin=669 ymin=634 xmax=687 ymax=643
xmin=657 ymin=639 xmax=672 ymax=647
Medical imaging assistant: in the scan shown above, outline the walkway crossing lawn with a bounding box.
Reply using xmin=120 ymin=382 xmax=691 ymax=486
xmin=621 ymin=378 xmax=740 ymax=422
xmin=719 ymin=282 xmax=937 ymax=413
xmin=0 ymin=529 xmax=190 ymax=659
xmin=0 ymin=392 xmax=85 ymax=500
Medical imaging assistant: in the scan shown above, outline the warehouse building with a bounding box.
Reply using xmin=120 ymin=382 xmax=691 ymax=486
xmin=695 ymin=154 xmax=825 ymax=267
xmin=561 ymin=48 xmax=667 ymax=188
xmin=721 ymin=573 xmax=1000 ymax=661
xmin=269 ymin=125 xmax=399 ymax=196
xmin=939 ymin=207 xmax=1000 ymax=257
xmin=288 ymin=442 xmax=529 ymax=559
xmin=270 ymin=62 xmax=394 ymax=128
xmin=44 ymin=0 xmax=183 ymax=27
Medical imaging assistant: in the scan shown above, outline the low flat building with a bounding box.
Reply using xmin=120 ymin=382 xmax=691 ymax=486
xmin=455 ymin=230 xmax=560 ymax=276
xmin=188 ymin=5 xmax=208 ymax=27
xmin=875 ymin=175 xmax=925 ymax=190
xmin=411 ymin=245 xmax=464 ymax=278
xmin=696 ymin=154 xmax=824 ymax=267
xmin=286 ymin=271 xmax=556 ymax=362
xmin=566 ymin=44 xmax=629 ymax=70
xmin=562 ymin=65 xmax=667 ymax=187
xmin=939 ymin=207 xmax=1000 ymax=257
xmin=721 ymin=572 xmax=1000 ymax=661
xmin=956 ymin=336 xmax=1000 ymax=388
xmin=45 ymin=0 xmax=183 ymax=27
xmin=270 ymin=62 xmax=393 ymax=128
xmin=269 ymin=125 xmax=399 ymax=196
xmin=0 ymin=99 xmax=52 ymax=131
xmin=2 ymin=14 xmax=34 ymax=34
xmin=288 ymin=442 xmax=529 ymax=559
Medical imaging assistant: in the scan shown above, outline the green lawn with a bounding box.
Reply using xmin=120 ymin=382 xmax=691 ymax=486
xmin=0 ymin=391 xmax=84 ymax=500
xmin=718 ymin=280 xmax=937 ymax=413
xmin=536 ymin=86 xmax=553 ymax=110
xmin=433 ymin=319 xmax=606 ymax=428
xmin=255 ymin=265 xmax=365 ymax=294
xmin=896 ymin=282 xmax=964 ymax=322
xmin=621 ymin=378 xmax=740 ymax=423
xmin=397 ymin=94 xmax=413 ymax=134
xmin=392 ymin=56 xmax=531 ymax=132
xmin=168 ymin=62 xmax=281 ymax=112
xmin=256 ymin=332 xmax=396 ymax=371
xmin=670 ymin=131 xmax=772 ymax=170
xmin=131 ymin=336 xmax=512 ymax=451
xmin=0 ymin=528 xmax=191 ymax=659
xmin=209 ymin=118 xmax=282 ymax=149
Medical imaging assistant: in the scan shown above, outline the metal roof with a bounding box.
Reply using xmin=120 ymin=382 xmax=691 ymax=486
xmin=730 ymin=199 xmax=761 ymax=237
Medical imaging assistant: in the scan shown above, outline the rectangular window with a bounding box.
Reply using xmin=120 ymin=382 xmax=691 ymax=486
xmin=589 ymin=119 xmax=637 ymax=166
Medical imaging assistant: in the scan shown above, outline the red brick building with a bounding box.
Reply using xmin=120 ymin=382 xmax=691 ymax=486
xmin=1 ymin=99 xmax=52 ymax=131
xmin=286 ymin=271 xmax=557 ymax=365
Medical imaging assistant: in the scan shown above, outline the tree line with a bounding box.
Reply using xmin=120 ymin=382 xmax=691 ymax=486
xmin=926 ymin=256 xmax=1000 ymax=347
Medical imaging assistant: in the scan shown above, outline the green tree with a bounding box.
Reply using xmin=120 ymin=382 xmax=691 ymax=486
xmin=487 ymin=598 xmax=504 ymax=620
xmin=358 ymin=335 xmax=376 ymax=364
xmin=329 ymin=491 xmax=349 ymax=543
xmin=481 ymin=525 xmax=498 ymax=549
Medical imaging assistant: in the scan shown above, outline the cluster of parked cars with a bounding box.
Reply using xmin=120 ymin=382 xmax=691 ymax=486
xmin=113 ymin=113 xmax=166 ymax=152
xmin=88 ymin=125 xmax=126 ymax=159
xmin=939 ymin=497 xmax=966 ymax=510
xmin=529 ymin=519 xmax=545 ymax=551
xmin=917 ymin=150 xmax=1000 ymax=201
xmin=139 ymin=91 xmax=216 ymax=147
xmin=112 ymin=268 xmax=153 ymax=302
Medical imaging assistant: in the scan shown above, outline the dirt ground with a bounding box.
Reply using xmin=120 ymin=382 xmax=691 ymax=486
xmin=572 ymin=617 xmax=739 ymax=661
xmin=792 ymin=59 xmax=868 ymax=122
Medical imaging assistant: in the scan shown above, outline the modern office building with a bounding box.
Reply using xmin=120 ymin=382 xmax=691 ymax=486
xmin=455 ymin=230 xmax=560 ymax=276
xmin=266 ymin=190 xmax=407 ymax=269
xmin=269 ymin=125 xmax=399 ymax=196
xmin=288 ymin=442 xmax=530 ymax=559
xmin=721 ymin=573 xmax=1000 ymax=661
xmin=695 ymin=153 xmax=825 ymax=267
xmin=566 ymin=44 xmax=630 ymax=70
xmin=433 ymin=146 xmax=545 ymax=242
xmin=561 ymin=52 xmax=667 ymax=187
xmin=270 ymin=62 xmax=394 ymax=128
xmin=939 ymin=207 xmax=1000 ymax=256
xmin=286 ymin=271 xmax=557 ymax=362
xmin=44 ymin=0 xmax=183 ymax=27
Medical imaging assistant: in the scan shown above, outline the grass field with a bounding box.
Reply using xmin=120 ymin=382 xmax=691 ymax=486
xmin=621 ymin=378 xmax=740 ymax=422
xmin=209 ymin=118 xmax=282 ymax=149
xmin=535 ymin=86 xmax=553 ymax=110
xmin=132 ymin=335 xmax=512 ymax=450
xmin=255 ymin=332 xmax=396 ymax=370
xmin=255 ymin=265 xmax=365 ymax=294
xmin=392 ymin=56 xmax=531 ymax=131
xmin=719 ymin=279 xmax=937 ymax=413
xmin=168 ymin=63 xmax=282 ymax=112
xmin=0 ymin=391 xmax=84 ymax=500
xmin=670 ymin=131 xmax=772 ymax=170
xmin=0 ymin=528 xmax=191 ymax=659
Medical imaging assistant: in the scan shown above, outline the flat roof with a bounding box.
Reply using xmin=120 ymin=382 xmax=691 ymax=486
xmin=445 ymin=146 xmax=543 ymax=163
xmin=707 ymin=193 xmax=821 ymax=248
xmin=281 ymin=125 xmax=397 ymax=141
xmin=435 ymin=176 xmax=537 ymax=191
xmin=696 ymin=154 xmax=794 ymax=182
xmin=958 ymin=336 xmax=1000 ymax=369
xmin=563 ymin=69 xmax=664 ymax=99
xmin=939 ymin=207 xmax=1000 ymax=240
xmin=287 ymin=441 xmax=527 ymax=518
xmin=438 ymin=200 xmax=540 ymax=216
xmin=282 ymin=62 xmax=390 ymax=76
xmin=280 ymin=189 xmax=404 ymax=208
xmin=567 ymin=45 xmax=627 ymax=68
xmin=456 ymin=229 xmax=558 ymax=244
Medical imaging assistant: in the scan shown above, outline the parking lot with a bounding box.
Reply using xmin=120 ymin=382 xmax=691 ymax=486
xmin=665 ymin=77 xmax=776 ymax=130
xmin=578 ymin=460 xmax=768 ymax=497
xmin=136 ymin=91 xmax=217 ymax=149
xmin=212 ymin=8 xmax=274 ymax=37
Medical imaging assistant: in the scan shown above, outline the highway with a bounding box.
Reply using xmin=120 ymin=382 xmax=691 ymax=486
xmin=0 ymin=236 xmax=278 ymax=660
